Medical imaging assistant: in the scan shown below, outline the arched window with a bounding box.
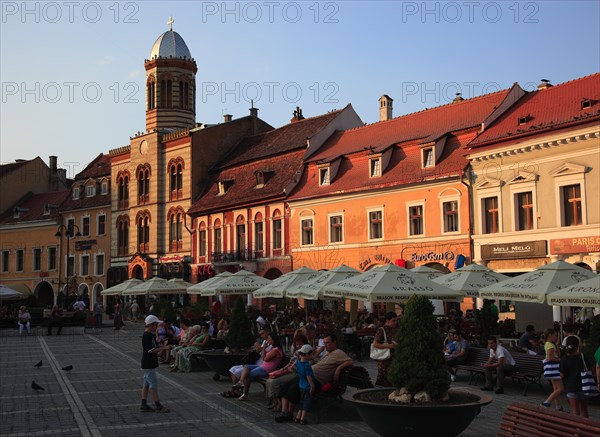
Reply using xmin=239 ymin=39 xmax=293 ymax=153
xmin=168 ymin=207 xmax=185 ymax=252
xmin=213 ymin=218 xmax=222 ymax=256
xmin=236 ymin=215 xmax=246 ymax=258
xmin=168 ymin=158 xmax=184 ymax=200
xmin=272 ymin=209 xmax=282 ymax=251
xmin=136 ymin=211 xmax=151 ymax=253
xmin=137 ymin=164 xmax=151 ymax=205
xmin=146 ymin=78 xmax=155 ymax=110
xmin=254 ymin=212 xmax=263 ymax=255
xmin=117 ymin=171 xmax=130 ymax=209
xmin=198 ymin=221 xmax=207 ymax=257
xmin=116 ymin=215 xmax=129 ymax=256
xmin=160 ymin=80 xmax=166 ymax=108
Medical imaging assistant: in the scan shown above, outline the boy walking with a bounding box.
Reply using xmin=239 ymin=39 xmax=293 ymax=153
xmin=140 ymin=315 xmax=170 ymax=413
xmin=295 ymin=344 xmax=315 ymax=425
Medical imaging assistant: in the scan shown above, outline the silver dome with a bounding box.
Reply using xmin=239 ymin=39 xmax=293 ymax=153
xmin=149 ymin=31 xmax=192 ymax=60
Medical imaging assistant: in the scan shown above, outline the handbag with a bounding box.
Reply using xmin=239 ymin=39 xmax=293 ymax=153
xmin=268 ymin=368 xmax=291 ymax=379
xmin=370 ymin=328 xmax=391 ymax=361
xmin=542 ymin=359 xmax=560 ymax=379
xmin=580 ymin=354 xmax=599 ymax=396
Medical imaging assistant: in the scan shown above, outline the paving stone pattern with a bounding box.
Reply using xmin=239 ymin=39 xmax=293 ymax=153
xmin=1 ymin=324 xmax=598 ymax=436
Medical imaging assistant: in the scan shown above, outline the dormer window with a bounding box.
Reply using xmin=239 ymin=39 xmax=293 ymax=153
xmin=217 ymin=179 xmax=233 ymax=196
xmin=255 ymin=171 xmax=265 ymax=189
xmin=73 ymin=187 xmax=80 ymax=199
xmin=581 ymin=98 xmax=592 ymax=110
xmin=87 ymin=185 xmax=95 ymax=197
xmin=518 ymin=115 xmax=530 ymax=125
xmin=369 ymin=157 xmax=382 ymax=178
xmin=101 ymin=182 xmax=108 ymax=195
xmin=423 ymin=148 xmax=434 ymax=168
xmin=319 ymin=166 xmax=330 ymax=186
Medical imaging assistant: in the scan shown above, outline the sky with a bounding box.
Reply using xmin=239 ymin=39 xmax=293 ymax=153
xmin=1 ymin=1 xmax=599 ymax=177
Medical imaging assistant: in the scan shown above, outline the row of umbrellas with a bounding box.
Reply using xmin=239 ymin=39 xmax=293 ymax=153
xmin=0 ymin=284 xmax=28 ymax=301
xmin=99 ymin=260 xmax=600 ymax=307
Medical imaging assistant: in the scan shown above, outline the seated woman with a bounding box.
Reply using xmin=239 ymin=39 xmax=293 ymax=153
xmin=443 ymin=329 xmax=457 ymax=357
xmin=266 ymin=334 xmax=309 ymax=412
xmin=237 ymin=332 xmax=284 ymax=401
xmin=172 ymin=324 xmax=210 ymax=373
xmin=216 ymin=318 xmax=228 ymax=339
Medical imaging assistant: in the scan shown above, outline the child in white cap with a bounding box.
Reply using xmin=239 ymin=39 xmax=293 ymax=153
xmin=140 ymin=315 xmax=170 ymax=413
xmin=294 ymin=344 xmax=315 ymax=425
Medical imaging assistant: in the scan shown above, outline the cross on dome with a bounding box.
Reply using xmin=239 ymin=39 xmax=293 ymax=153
xmin=167 ymin=16 xmax=174 ymax=31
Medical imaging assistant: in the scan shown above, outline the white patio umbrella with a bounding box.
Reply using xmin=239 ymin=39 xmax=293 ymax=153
xmin=287 ymin=265 xmax=361 ymax=300
xmin=479 ymin=261 xmax=596 ymax=303
xmin=253 ymin=267 xmax=320 ymax=299
xmin=202 ymin=270 xmax=271 ymax=296
xmin=547 ymin=275 xmax=600 ymax=307
xmin=432 ymin=263 xmax=510 ymax=297
xmin=410 ymin=265 xmax=447 ymax=281
xmin=168 ymin=278 xmax=193 ymax=289
xmin=101 ymin=278 xmax=143 ymax=296
xmin=323 ymin=263 xmax=464 ymax=303
xmin=0 ymin=284 xmax=26 ymax=300
xmin=187 ymin=272 xmax=233 ymax=294
xmin=123 ymin=277 xmax=189 ymax=296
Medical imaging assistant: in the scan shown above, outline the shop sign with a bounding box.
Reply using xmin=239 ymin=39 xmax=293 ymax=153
xmin=160 ymin=255 xmax=183 ymax=263
xmin=481 ymin=240 xmax=546 ymax=260
xmin=550 ymin=236 xmax=600 ymax=254
xmin=359 ymin=254 xmax=392 ymax=271
xmin=410 ymin=251 xmax=455 ymax=263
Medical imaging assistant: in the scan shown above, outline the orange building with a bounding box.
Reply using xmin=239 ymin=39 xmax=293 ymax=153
xmin=287 ymin=89 xmax=524 ymax=312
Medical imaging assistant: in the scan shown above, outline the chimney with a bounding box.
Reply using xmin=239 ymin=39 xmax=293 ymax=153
xmin=223 ymin=114 xmax=232 ymax=123
xmin=379 ymin=95 xmax=393 ymax=121
xmin=249 ymin=99 xmax=259 ymax=117
xmin=49 ymin=155 xmax=58 ymax=191
xmin=452 ymin=93 xmax=465 ymax=103
xmin=537 ymin=79 xmax=553 ymax=90
xmin=291 ymin=106 xmax=305 ymax=123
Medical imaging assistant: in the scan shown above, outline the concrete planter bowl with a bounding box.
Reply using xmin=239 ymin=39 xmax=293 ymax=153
xmin=344 ymin=388 xmax=493 ymax=437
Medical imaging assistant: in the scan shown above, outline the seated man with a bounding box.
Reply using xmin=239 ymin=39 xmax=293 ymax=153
xmin=518 ymin=324 xmax=535 ymax=353
xmin=275 ymin=333 xmax=353 ymax=422
xmin=446 ymin=331 xmax=468 ymax=379
xmin=480 ymin=335 xmax=516 ymax=394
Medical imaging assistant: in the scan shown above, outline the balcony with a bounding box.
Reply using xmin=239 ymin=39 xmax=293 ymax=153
xmin=212 ymin=250 xmax=260 ymax=264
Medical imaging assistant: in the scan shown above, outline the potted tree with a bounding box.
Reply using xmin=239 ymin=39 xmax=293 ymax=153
xmin=345 ymin=295 xmax=492 ymax=437
xmin=199 ymin=297 xmax=255 ymax=380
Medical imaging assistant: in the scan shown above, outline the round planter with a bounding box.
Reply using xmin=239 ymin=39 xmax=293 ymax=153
xmin=198 ymin=349 xmax=250 ymax=381
xmin=344 ymin=388 xmax=492 ymax=437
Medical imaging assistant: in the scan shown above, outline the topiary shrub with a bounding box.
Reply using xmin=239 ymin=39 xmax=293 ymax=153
xmin=224 ymin=297 xmax=255 ymax=352
xmin=388 ymin=294 xmax=450 ymax=401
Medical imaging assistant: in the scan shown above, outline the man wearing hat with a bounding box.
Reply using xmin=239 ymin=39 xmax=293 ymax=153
xmin=140 ymin=315 xmax=170 ymax=413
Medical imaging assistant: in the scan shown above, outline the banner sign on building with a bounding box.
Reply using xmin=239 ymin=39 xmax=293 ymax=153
xmin=550 ymin=236 xmax=600 ymax=255
xmin=481 ymin=241 xmax=546 ymax=260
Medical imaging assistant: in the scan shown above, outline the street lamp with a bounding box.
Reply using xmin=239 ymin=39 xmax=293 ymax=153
xmin=55 ymin=223 xmax=82 ymax=308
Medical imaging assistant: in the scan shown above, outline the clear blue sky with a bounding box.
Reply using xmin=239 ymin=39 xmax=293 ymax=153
xmin=1 ymin=1 xmax=599 ymax=177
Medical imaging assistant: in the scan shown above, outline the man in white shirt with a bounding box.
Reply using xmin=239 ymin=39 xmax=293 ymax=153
xmin=480 ymin=335 xmax=516 ymax=394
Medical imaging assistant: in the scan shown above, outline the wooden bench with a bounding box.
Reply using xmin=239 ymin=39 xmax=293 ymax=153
xmin=498 ymin=402 xmax=600 ymax=437
xmin=509 ymin=352 xmax=546 ymax=396
xmin=313 ymin=365 xmax=374 ymax=423
xmin=455 ymin=347 xmax=489 ymax=385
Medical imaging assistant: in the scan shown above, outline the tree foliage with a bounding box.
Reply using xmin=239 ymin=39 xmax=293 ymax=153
xmin=388 ymin=295 xmax=450 ymax=400
xmin=224 ymin=297 xmax=255 ymax=351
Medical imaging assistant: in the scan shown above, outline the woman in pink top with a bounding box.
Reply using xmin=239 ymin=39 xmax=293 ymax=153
xmin=237 ymin=333 xmax=284 ymax=401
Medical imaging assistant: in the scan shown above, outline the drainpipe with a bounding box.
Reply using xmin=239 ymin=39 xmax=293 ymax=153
xmin=460 ymin=165 xmax=476 ymax=314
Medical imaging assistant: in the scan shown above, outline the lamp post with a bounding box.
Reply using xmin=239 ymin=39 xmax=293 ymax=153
xmin=55 ymin=223 xmax=82 ymax=308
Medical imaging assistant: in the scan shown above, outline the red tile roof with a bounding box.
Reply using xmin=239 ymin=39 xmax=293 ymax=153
xmin=0 ymin=190 xmax=70 ymax=224
xmin=59 ymin=191 xmax=110 ymax=211
xmin=75 ymin=153 xmax=111 ymax=180
xmin=469 ymin=73 xmax=600 ymax=149
xmin=308 ymin=90 xmax=512 ymax=163
xmin=220 ymin=107 xmax=346 ymax=168
xmin=0 ymin=158 xmax=36 ymax=179
xmin=188 ymin=108 xmax=349 ymax=215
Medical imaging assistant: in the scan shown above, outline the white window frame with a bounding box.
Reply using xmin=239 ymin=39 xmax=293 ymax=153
xmin=406 ymin=200 xmax=426 ymax=237
xmin=551 ymin=163 xmax=587 ymax=227
xmin=369 ymin=157 xmax=382 ymax=178
xmin=217 ymin=181 xmax=226 ymax=196
xmin=328 ymin=212 xmax=345 ymax=244
xmin=422 ymin=147 xmax=434 ymax=168
xmin=474 ymin=178 xmax=503 ymax=235
xmin=47 ymin=246 xmax=57 ymax=271
xmin=1 ymin=250 xmax=9 ymax=272
xmin=66 ymin=254 xmax=75 ymax=277
xmin=199 ymin=229 xmax=207 ymax=257
xmin=97 ymin=213 xmax=106 ymax=236
xmin=81 ymin=215 xmax=91 ymax=237
xmin=318 ymin=166 xmax=330 ymax=186
xmin=86 ymin=185 xmax=95 ymax=197
xmin=272 ymin=215 xmax=283 ymax=251
xmin=80 ymin=253 xmax=90 ymax=276
xmin=32 ymin=247 xmax=42 ymax=272
xmin=94 ymin=253 xmax=105 ymax=276
xmin=101 ymin=181 xmax=108 ymax=195
xmin=72 ymin=186 xmax=80 ymax=199
xmin=254 ymin=221 xmax=264 ymax=254
xmin=508 ymin=175 xmax=537 ymax=232
xmin=16 ymin=249 xmax=24 ymax=272
xmin=439 ymin=195 xmax=460 ymax=234
xmin=366 ymin=207 xmax=384 ymax=241
xmin=300 ymin=217 xmax=314 ymax=246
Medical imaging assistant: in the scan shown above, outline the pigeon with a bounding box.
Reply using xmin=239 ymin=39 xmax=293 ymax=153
xmin=34 ymin=360 xmax=42 ymax=368
xmin=31 ymin=381 xmax=45 ymax=391
xmin=62 ymin=365 xmax=73 ymax=371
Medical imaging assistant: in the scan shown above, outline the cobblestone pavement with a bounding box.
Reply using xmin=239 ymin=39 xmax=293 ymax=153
xmin=1 ymin=325 xmax=599 ymax=437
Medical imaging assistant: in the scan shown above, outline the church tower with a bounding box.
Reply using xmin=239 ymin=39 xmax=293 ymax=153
xmin=145 ymin=17 xmax=197 ymax=131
